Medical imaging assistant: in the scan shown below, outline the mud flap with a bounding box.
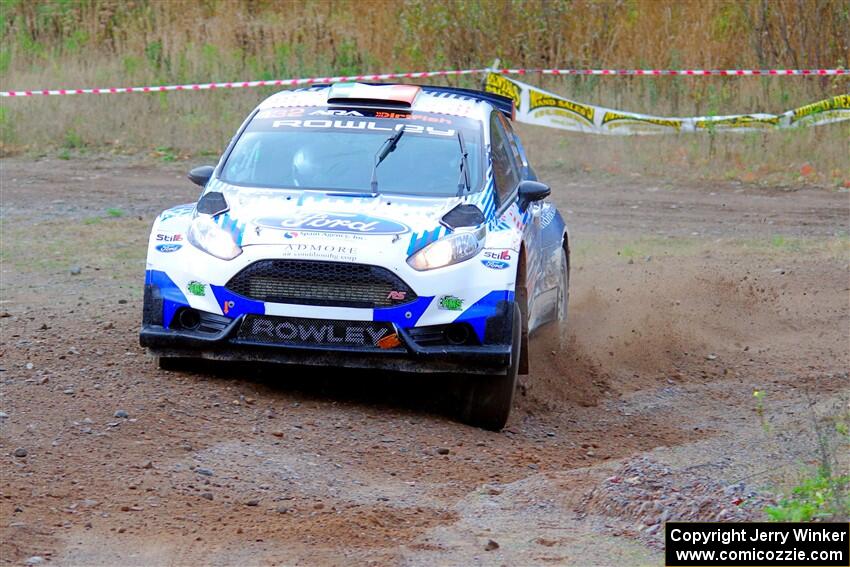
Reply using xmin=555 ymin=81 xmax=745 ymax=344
xmin=516 ymin=282 xmax=530 ymax=375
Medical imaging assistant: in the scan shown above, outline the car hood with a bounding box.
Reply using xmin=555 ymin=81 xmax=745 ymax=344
xmin=207 ymin=181 xmax=467 ymax=249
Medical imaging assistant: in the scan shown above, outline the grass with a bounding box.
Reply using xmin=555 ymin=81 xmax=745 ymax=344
xmin=0 ymin=215 xmax=148 ymax=278
xmin=522 ymin=120 xmax=850 ymax=188
xmin=572 ymin=234 xmax=850 ymax=264
xmin=0 ymin=1 xmax=847 ymax=186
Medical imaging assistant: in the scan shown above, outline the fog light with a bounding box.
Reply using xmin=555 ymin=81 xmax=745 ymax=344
xmin=445 ymin=324 xmax=470 ymax=345
xmin=177 ymin=308 xmax=201 ymax=330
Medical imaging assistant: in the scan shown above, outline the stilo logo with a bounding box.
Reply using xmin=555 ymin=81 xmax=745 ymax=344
xmin=386 ymin=290 xmax=407 ymax=301
xmin=255 ymin=213 xmax=409 ymax=236
xmin=483 ymin=249 xmax=511 ymax=261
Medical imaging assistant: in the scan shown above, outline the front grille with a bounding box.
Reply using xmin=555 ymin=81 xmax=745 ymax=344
xmin=225 ymin=260 xmax=416 ymax=308
xmin=238 ymin=315 xmax=398 ymax=349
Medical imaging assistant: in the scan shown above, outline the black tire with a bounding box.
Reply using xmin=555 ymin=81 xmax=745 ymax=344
xmin=155 ymin=356 xmax=183 ymax=371
xmin=459 ymin=303 xmax=521 ymax=431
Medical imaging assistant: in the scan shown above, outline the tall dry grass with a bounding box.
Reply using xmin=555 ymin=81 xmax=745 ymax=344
xmin=0 ymin=0 xmax=848 ymax=185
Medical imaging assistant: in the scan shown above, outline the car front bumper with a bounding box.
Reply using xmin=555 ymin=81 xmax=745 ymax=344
xmin=140 ymin=317 xmax=511 ymax=374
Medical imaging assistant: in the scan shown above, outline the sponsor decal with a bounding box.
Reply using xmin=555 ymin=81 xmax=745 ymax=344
xmin=246 ymin=317 xmax=392 ymax=347
xmin=155 ymin=243 xmax=182 ymax=253
xmin=481 ymin=259 xmax=510 ymax=270
xmin=186 ymin=281 xmax=206 ymax=297
xmin=375 ymin=111 xmax=453 ymax=124
xmin=387 ymin=290 xmax=407 ymax=301
xmin=485 ymin=73 xmax=521 ymax=111
xmin=279 ymin=242 xmax=358 ymax=262
xmin=156 ymin=233 xmax=183 ymax=242
xmin=309 ymin=109 xmax=364 ymax=116
xmin=483 ymin=249 xmax=512 ymax=261
xmin=277 ymin=229 xmax=365 ymax=242
xmin=529 ymin=88 xmax=595 ymax=124
xmin=790 ymin=93 xmax=850 ymax=124
xmin=694 ymin=115 xmax=780 ymax=130
xmin=439 ymin=295 xmax=464 ymax=311
xmin=255 ymin=213 xmax=409 ymax=236
xmin=222 ymin=300 xmax=235 ymax=315
xmin=269 ymin=119 xmax=456 ymax=137
xmin=539 ymin=206 xmax=557 ymax=228
xmin=602 ymin=111 xmax=683 ymax=132
xmin=257 ymin=107 xmax=305 ymax=119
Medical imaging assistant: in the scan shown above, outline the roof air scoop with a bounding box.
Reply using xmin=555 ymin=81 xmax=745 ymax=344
xmin=327 ymin=82 xmax=421 ymax=108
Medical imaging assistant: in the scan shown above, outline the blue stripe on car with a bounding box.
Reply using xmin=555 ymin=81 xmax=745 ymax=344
xmin=146 ymin=269 xmax=188 ymax=328
xmin=406 ymin=226 xmax=445 ymax=256
xmin=453 ymin=289 xmax=515 ymax=342
xmin=209 ymin=285 xmax=265 ymax=319
xmin=373 ymin=295 xmax=434 ymax=328
xmin=214 ymin=212 xmax=246 ymax=246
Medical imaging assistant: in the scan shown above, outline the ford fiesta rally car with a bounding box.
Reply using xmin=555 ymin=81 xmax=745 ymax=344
xmin=140 ymin=82 xmax=570 ymax=430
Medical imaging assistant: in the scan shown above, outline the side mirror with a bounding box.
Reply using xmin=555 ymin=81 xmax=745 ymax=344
xmin=188 ymin=165 xmax=215 ymax=187
xmin=517 ymin=180 xmax=550 ymax=210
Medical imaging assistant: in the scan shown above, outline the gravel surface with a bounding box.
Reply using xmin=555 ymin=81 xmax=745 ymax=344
xmin=1 ymin=155 xmax=847 ymax=565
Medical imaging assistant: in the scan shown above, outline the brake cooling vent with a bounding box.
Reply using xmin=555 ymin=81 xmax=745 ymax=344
xmin=225 ymin=259 xmax=416 ymax=308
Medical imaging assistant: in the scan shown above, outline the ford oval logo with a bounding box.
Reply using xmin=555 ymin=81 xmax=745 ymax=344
xmin=156 ymin=243 xmax=182 ymax=253
xmin=255 ymin=213 xmax=409 ymax=235
xmin=481 ymin=259 xmax=509 ymax=270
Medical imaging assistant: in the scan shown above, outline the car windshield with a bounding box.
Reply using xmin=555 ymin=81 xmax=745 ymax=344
xmin=220 ymin=107 xmax=483 ymax=196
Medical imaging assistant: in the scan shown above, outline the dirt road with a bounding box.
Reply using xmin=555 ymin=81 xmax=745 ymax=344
xmin=1 ymin=155 xmax=848 ymax=566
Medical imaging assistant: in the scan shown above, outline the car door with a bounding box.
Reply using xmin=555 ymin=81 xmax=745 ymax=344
xmin=489 ymin=112 xmax=546 ymax=326
xmin=497 ymin=113 xmax=561 ymax=330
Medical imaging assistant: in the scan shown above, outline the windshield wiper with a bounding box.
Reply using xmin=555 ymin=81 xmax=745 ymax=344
xmin=370 ymin=128 xmax=405 ymax=194
xmin=456 ymin=131 xmax=471 ymax=196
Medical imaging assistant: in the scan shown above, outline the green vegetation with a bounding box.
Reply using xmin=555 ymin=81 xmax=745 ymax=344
xmin=1 ymin=215 xmax=147 ymax=275
xmin=0 ymin=1 xmax=847 ymax=185
xmin=766 ymin=472 xmax=849 ymax=522
xmin=572 ymin=235 xmax=850 ymax=265
xmin=761 ymin=395 xmax=850 ymax=522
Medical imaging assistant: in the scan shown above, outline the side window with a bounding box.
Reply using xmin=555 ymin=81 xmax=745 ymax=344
xmin=497 ymin=113 xmax=525 ymax=170
xmin=489 ymin=112 xmax=520 ymax=208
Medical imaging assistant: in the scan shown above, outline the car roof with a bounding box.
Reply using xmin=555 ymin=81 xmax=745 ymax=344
xmin=257 ymin=82 xmax=501 ymax=123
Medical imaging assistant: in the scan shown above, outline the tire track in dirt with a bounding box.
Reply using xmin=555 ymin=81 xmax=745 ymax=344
xmin=1 ymin=157 xmax=847 ymax=565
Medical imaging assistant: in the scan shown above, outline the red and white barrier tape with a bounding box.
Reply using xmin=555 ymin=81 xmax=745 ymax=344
xmin=505 ymin=68 xmax=847 ymax=76
xmin=0 ymin=68 xmax=486 ymax=97
xmin=1 ymin=66 xmax=845 ymax=97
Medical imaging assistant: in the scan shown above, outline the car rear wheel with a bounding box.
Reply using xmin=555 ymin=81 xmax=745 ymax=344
xmin=459 ymin=303 xmax=521 ymax=431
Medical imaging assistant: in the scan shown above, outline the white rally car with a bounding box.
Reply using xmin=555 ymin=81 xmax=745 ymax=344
xmin=140 ymin=82 xmax=570 ymax=430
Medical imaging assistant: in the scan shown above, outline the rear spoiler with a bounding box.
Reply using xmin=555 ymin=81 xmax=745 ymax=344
xmin=420 ymin=85 xmax=515 ymax=120
xmin=308 ymin=83 xmax=516 ymax=120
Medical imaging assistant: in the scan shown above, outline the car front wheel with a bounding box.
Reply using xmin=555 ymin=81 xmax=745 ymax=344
xmin=459 ymin=302 xmax=522 ymax=431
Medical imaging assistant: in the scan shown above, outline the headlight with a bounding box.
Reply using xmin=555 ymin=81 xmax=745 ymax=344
xmin=187 ymin=215 xmax=242 ymax=260
xmin=407 ymin=227 xmax=484 ymax=271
